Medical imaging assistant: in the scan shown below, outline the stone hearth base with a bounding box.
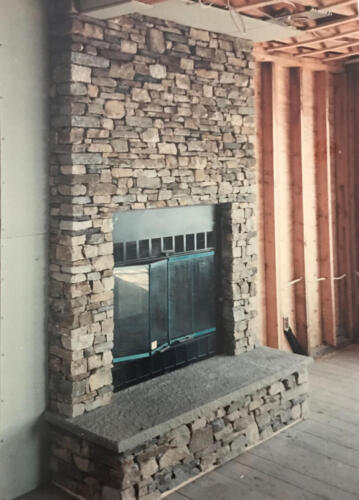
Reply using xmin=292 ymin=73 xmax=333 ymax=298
xmin=47 ymin=347 xmax=310 ymax=500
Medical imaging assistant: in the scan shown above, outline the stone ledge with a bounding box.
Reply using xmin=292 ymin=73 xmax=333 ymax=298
xmin=46 ymin=346 xmax=311 ymax=454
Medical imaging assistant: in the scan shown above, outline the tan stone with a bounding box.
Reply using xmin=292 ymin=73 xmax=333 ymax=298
xmin=158 ymin=143 xmax=177 ymax=155
xmin=60 ymin=220 xmax=92 ymax=231
xmin=60 ymin=165 xmax=86 ymax=175
xmin=190 ymin=27 xmax=209 ymax=41
xmin=141 ymin=128 xmax=159 ymax=143
xmin=132 ymin=88 xmax=150 ymax=103
xmin=89 ymin=367 xmax=112 ymax=392
xmin=104 ymin=100 xmax=125 ymax=119
xmin=71 ymin=64 xmax=91 ymax=83
xmin=112 ymin=168 xmax=133 ymax=178
xmin=88 ymin=84 xmax=99 ymax=98
xmin=56 ymin=245 xmax=83 ymax=262
xmin=176 ymin=74 xmax=190 ymax=90
xmin=92 ymin=255 xmax=114 ymax=271
xmin=109 ymin=62 xmax=135 ymax=80
xmin=62 ymin=333 xmax=94 ymax=351
xmin=180 ymin=58 xmax=194 ymax=71
xmin=149 ymin=29 xmax=165 ymax=53
xmin=121 ymin=39 xmax=137 ymax=54
xmin=88 ymin=143 xmax=113 ymax=153
xmin=149 ymin=64 xmax=166 ymax=79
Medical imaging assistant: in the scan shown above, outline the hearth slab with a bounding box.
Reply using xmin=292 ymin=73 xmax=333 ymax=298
xmin=46 ymin=346 xmax=311 ymax=454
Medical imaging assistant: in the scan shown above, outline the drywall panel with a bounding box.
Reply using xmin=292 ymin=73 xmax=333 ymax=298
xmin=0 ymin=1 xmax=48 ymax=499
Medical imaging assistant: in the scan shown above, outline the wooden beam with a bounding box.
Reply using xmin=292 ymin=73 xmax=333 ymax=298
xmin=315 ymin=72 xmax=336 ymax=347
xmin=273 ymin=64 xmax=295 ymax=351
xmin=305 ymin=14 xmax=358 ymax=33
xmin=325 ymin=46 xmax=359 ymax=60
xmin=300 ymin=68 xmax=322 ymax=353
xmin=322 ymin=0 xmax=356 ymax=9
xmin=257 ymin=62 xmax=278 ymax=348
xmin=266 ymin=27 xmax=359 ymax=53
xmin=333 ymin=72 xmax=351 ymax=342
xmin=346 ymin=71 xmax=357 ymax=340
xmin=326 ymin=72 xmax=339 ymax=346
xmin=254 ymin=47 xmax=344 ymax=71
xmin=298 ymin=39 xmax=359 ymax=57
xmin=289 ymin=67 xmax=307 ymax=352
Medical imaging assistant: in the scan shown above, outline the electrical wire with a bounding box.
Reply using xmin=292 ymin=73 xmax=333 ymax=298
xmin=227 ymin=0 xmax=246 ymax=34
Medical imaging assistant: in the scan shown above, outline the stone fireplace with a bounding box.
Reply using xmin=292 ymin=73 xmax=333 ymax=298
xmin=47 ymin=10 xmax=310 ymax=500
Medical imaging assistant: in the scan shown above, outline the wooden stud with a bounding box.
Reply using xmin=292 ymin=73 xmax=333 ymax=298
xmin=255 ymin=62 xmax=266 ymax=346
xmin=346 ymin=70 xmax=357 ymax=340
xmin=258 ymin=62 xmax=278 ymax=348
xmin=289 ymin=67 xmax=307 ymax=352
xmin=300 ymin=68 xmax=322 ymax=353
xmin=314 ymin=72 xmax=336 ymax=347
xmin=272 ymin=64 xmax=295 ymax=351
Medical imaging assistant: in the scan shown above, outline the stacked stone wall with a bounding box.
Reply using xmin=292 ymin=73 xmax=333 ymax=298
xmin=49 ymin=369 xmax=308 ymax=499
xmin=49 ymin=13 xmax=257 ymax=417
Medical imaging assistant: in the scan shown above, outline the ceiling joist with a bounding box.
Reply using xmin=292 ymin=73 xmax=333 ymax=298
xmin=266 ymin=28 xmax=359 ymax=52
xmin=298 ymin=38 xmax=359 ymax=56
xmin=324 ymin=46 xmax=359 ymax=60
xmin=304 ymin=13 xmax=358 ymax=32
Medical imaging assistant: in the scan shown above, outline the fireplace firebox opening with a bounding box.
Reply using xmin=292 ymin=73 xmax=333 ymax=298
xmin=112 ymin=205 xmax=219 ymax=390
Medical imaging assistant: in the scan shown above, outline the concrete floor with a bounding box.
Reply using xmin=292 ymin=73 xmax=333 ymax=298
xmin=18 ymin=345 xmax=359 ymax=500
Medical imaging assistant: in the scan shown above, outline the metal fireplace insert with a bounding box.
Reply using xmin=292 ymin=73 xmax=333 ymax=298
xmin=112 ymin=205 xmax=218 ymax=390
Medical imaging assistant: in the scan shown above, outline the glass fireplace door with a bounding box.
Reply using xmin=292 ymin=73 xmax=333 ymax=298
xmin=113 ymin=251 xmax=216 ymax=364
xmin=112 ymin=205 xmax=217 ymax=390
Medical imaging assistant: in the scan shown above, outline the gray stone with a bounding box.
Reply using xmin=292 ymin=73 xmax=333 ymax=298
xmin=189 ymin=427 xmax=213 ymax=453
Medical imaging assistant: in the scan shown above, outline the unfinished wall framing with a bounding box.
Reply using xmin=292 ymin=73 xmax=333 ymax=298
xmin=256 ymin=60 xmax=359 ymax=354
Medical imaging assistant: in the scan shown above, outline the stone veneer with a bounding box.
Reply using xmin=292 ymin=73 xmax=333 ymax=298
xmin=48 ymin=358 xmax=309 ymax=500
xmin=49 ymin=12 xmax=257 ymax=418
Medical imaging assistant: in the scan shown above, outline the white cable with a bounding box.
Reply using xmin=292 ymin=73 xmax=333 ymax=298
xmin=333 ymin=273 xmax=346 ymax=280
xmin=227 ymin=0 xmax=246 ymax=34
xmin=287 ymin=277 xmax=303 ymax=286
xmin=317 ymin=277 xmax=327 ymax=282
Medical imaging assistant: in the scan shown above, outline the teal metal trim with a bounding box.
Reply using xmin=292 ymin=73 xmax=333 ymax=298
xmin=113 ymin=329 xmax=215 ymax=363
xmin=113 ymin=352 xmax=150 ymax=363
xmin=169 ymin=251 xmax=215 ymax=262
xmin=170 ymin=328 xmax=216 ymax=344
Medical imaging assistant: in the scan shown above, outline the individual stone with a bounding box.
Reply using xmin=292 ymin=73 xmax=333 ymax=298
xmin=176 ymin=74 xmax=190 ymax=90
xmin=71 ymin=64 xmax=91 ymax=83
xmin=104 ymin=101 xmax=125 ymax=119
xmin=190 ymin=28 xmax=209 ymax=41
xmin=110 ymin=62 xmax=135 ymax=80
xmin=269 ymin=382 xmax=285 ymax=396
xmin=189 ymin=427 xmax=213 ymax=453
xmin=137 ymin=177 xmax=161 ymax=189
xmin=121 ymin=39 xmax=137 ymax=54
xmin=141 ymin=128 xmax=159 ymax=143
xmin=112 ymin=139 xmax=129 ymax=152
xmin=149 ymin=64 xmax=167 ymax=79
xmin=149 ymin=29 xmax=165 ymax=53
xmin=132 ymin=88 xmax=151 ymax=103
xmin=158 ymin=143 xmax=177 ymax=155
xmin=89 ymin=367 xmax=112 ymax=392
xmin=71 ymin=52 xmax=109 ymax=68
xmin=159 ymin=446 xmax=191 ymax=470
